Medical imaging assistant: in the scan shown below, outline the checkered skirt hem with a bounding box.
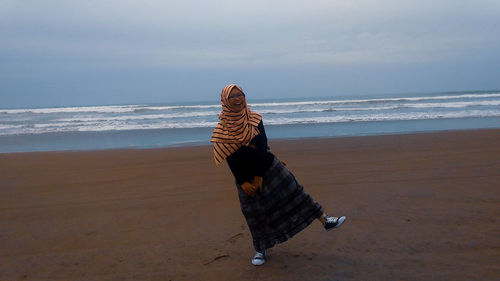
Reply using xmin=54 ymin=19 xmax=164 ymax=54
xmin=236 ymin=156 xmax=324 ymax=251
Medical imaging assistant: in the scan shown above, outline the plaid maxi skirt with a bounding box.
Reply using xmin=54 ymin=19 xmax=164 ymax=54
xmin=236 ymin=156 xmax=324 ymax=252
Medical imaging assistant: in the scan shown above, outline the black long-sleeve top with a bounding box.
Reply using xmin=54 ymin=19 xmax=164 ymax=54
xmin=226 ymin=121 xmax=275 ymax=185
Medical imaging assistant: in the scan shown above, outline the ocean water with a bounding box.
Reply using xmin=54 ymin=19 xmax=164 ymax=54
xmin=1 ymin=91 xmax=500 ymax=153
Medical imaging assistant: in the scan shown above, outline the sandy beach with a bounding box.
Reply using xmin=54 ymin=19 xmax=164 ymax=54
xmin=1 ymin=129 xmax=499 ymax=281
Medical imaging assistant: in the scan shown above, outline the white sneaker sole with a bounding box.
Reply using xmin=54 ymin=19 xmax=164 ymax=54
xmin=252 ymin=251 xmax=266 ymax=266
xmin=252 ymin=258 xmax=265 ymax=266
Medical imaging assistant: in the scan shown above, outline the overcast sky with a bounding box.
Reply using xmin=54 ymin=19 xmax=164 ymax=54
xmin=1 ymin=0 xmax=499 ymax=108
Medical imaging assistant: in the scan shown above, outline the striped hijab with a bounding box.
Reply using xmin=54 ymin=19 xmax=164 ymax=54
xmin=210 ymin=84 xmax=262 ymax=165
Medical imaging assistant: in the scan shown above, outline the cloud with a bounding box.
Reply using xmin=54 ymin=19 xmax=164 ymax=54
xmin=1 ymin=0 xmax=499 ymax=70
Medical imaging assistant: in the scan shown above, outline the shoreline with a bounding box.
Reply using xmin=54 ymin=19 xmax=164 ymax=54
xmin=2 ymin=127 xmax=500 ymax=155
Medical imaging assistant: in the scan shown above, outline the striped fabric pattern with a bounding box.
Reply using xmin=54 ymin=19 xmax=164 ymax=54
xmin=236 ymin=156 xmax=324 ymax=252
xmin=210 ymin=84 xmax=262 ymax=165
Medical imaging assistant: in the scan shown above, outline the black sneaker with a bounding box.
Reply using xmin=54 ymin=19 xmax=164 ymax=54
xmin=324 ymin=215 xmax=346 ymax=231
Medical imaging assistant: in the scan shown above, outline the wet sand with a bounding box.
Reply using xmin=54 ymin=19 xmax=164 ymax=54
xmin=1 ymin=129 xmax=499 ymax=281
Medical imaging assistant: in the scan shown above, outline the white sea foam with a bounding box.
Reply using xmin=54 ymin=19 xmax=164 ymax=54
xmin=250 ymin=93 xmax=500 ymax=107
xmin=143 ymin=104 xmax=221 ymax=110
xmin=1 ymin=92 xmax=499 ymax=115
xmin=1 ymin=92 xmax=500 ymax=136
xmin=2 ymin=109 xmax=499 ymax=136
xmin=258 ymin=106 xmax=401 ymax=114
xmin=0 ymin=104 xmax=222 ymax=115
xmin=55 ymin=111 xmax=220 ymax=123
xmin=264 ymin=110 xmax=500 ymax=125
xmin=30 ymin=121 xmax=217 ymax=133
xmin=55 ymin=107 xmax=401 ymax=122
xmin=0 ymin=124 xmax=24 ymax=130
xmin=0 ymin=105 xmax=148 ymax=114
xmin=3 ymin=99 xmax=497 ymax=123
xmin=404 ymin=100 xmax=500 ymax=108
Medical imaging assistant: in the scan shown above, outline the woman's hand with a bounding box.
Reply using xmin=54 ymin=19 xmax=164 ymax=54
xmin=252 ymin=176 xmax=263 ymax=193
xmin=241 ymin=182 xmax=257 ymax=196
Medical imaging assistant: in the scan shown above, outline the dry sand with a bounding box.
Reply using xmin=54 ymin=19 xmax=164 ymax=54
xmin=1 ymin=129 xmax=499 ymax=281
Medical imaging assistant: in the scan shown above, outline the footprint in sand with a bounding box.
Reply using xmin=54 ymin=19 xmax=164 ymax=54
xmin=226 ymin=233 xmax=244 ymax=244
xmin=204 ymin=254 xmax=230 ymax=266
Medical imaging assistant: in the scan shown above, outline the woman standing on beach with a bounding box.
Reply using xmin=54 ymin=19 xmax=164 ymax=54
xmin=210 ymin=84 xmax=346 ymax=266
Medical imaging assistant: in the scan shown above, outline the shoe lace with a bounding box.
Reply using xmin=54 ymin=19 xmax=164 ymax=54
xmin=326 ymin=216 xmax=338 ymax=223
xmin=254 ymin=252 xmax=265 ymax=259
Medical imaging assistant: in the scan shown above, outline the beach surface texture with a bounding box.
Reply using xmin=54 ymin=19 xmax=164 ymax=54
xmin=1 ymin=129 xmax=499 ymax=281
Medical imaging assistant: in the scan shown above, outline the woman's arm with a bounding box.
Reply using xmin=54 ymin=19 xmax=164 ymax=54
xmin=226 ymin=147 xmax=258 ymax=185
xmin=227 ymin=121 xmax=273 ymax=189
